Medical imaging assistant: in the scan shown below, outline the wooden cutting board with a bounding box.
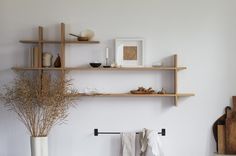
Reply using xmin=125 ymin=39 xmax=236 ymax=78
xmin=213 ymin=106 xmax=231 ymax=152
xmin=218 ymin=125 xmax=226 ymax=154
xmin=226 ymin=96 xmax=236 ymax=154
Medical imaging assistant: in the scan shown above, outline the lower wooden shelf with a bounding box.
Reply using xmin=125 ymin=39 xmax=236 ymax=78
xmin=70 ymin=92 xmax=194 ymax=106
xmin=77 ymin=93 xmax=194 ymax=97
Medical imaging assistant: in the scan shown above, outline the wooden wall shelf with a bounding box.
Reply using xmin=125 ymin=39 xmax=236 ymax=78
xmin=67 ymin=67 xmax=187 ymax=71
xmin=14 ymin=22 xmax=194 ymax=106
xmin=12 ymin=66 xmax=187 ymax=71
xmin=76 ymin=93 xmax=195 ymax=97
xmin=12 ymin=67 xmax=66 ymax=71
xmin=20 ymin=40 xmax=100 ymax=44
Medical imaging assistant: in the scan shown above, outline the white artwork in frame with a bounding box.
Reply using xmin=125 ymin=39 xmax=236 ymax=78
xmin=115 ymin=38 xmax=144 ymax=67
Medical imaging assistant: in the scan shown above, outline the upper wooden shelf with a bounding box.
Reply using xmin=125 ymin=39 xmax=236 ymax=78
xmin=12 ymin=66 xmax=187 ymax=71
xmin=19 ymin=40 xmax=100 ymax=44
xmin=12 ymin=67 xmax=65 ymax=71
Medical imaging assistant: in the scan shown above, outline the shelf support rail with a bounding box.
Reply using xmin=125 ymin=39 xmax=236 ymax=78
xmin=94 ymin=128 xmax=166 ymax=136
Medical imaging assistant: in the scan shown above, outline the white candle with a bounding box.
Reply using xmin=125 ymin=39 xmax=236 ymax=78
xmin=105 ymin=48 xmax=109 ymax=59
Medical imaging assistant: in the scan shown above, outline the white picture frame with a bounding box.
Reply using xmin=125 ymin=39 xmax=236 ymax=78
xmin=115 ymin=38 xmax=144 ymax=67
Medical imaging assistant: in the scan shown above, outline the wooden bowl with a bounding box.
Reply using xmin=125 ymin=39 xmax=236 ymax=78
xmin=78 ymin=36 xmax=89 ymax=41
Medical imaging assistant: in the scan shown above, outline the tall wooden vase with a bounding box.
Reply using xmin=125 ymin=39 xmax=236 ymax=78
xmin=30 ymin=137 xmax=48 ymax=156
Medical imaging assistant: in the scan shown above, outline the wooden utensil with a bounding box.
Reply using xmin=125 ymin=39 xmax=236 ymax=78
xmin=69 ymin=33 xmax=89 ymax=41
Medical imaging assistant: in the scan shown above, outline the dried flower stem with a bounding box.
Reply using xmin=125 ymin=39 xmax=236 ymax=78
xmin=1 ymin=72 xmax=77 ymax=137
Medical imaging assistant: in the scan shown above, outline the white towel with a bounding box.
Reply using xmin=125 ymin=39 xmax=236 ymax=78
xmin=140 ymin=129 xmax=164 ymax=156
xmin=135 ymin=133 xmax=141 ymax=156
xmin=148 ymin=130 xmax=164 ymax=156
xmin=121 ymin=132 xmax=136 ymax=156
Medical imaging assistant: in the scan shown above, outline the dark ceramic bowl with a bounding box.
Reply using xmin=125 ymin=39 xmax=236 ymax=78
xmin=89 ymin=63 xmax=101 ymax=68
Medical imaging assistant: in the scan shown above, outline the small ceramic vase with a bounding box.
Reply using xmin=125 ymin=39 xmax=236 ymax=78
xmin=43 ymin=52 xmax=53 ymax=67
xmin=54 ymin=54 xmax=61 ymax=68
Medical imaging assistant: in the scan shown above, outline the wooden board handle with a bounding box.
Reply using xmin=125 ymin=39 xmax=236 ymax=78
xmin=233 ymin=96 xmax=236 ymax=112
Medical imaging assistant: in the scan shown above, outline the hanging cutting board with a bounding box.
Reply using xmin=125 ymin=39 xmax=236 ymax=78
xmin=218 ymin=125 xmax=226 ymax=154
xmin=213 ymin=106 xmax=231 ymax=152
xmin=226 ymin=96 xmax=236 ymax=154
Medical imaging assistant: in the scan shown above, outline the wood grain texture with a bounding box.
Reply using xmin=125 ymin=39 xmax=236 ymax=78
xmin=226 ymin=117 xmax=236 ymax=154
xmin=67 ymin=66 xmax=187 ymax=71
xmin=20 ymin=40 xmax=100 ymax=44
xmin=174 ymin=54 xmax=178 ymax=105
xmin=38 ymin=26 xmax=43 ymax=68
xmin=226 ymin=97 xmax=236 ymax=154
xmin=233 ymin=96 xmax=236 ymax=112
xmin=60 ymin=23 xmax=65 ymax=68
xmin=72 ymin=93 xmax=194 ymax=97
xmin=218 ymin=125 xmax=226 ymax=154
xmin=12 ymin=66 xmax=187 ymax=71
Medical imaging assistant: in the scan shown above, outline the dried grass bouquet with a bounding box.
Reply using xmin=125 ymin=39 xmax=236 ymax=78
xmin=0 ymin=72 xmax=77 ymax=137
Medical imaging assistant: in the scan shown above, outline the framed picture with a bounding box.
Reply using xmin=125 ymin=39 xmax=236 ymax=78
xmin=115 ymin=38 xmax=144 ymax=67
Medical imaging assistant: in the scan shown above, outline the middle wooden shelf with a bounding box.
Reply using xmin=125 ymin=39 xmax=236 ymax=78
xmin=12 ymin=66 xmax=187 ymax=71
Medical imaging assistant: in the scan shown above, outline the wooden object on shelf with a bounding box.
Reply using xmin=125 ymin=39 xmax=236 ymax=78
xmin=130 ymin=87 xmax=155 ymax=94
xmin=226 ymin=96 xmax=236 ymax=154
xmin=213 ymin=106 xmax=231 ymax=153
xmin=174 ymin=54 xmax=178 ymax=105
xmin=60 ymin=23 xmax=65 ymax=68
xmin=218 ymin=125 xmax=226 ymax=154
xmin=33 ymin=47 xmax=40 ymax=68
xmin=38 ymin=26 xmax=43 ymax=68
xmin=28 ymin=47 xmax=33 ymax=67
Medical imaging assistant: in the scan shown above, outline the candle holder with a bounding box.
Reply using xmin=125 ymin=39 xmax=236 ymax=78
xmin=105 ymin=58 xmax=109 ymax=66
xmin=103 ymin=59 xmax=111 ymax=68
xmin=103 ymin=48 xmax=111 ymax=68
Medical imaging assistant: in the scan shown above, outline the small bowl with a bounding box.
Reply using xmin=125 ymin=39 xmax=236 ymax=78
xmin=89 ymin=63 xmax=101 ymax=68
xmin=78 ymin=36 xmax=89 ymax=41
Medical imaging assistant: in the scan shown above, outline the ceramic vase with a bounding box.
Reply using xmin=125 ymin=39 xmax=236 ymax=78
xmin=43 ymin=52 xmax=53 ymax=67
xmin=30 ymin=137 xmax=48 ymax=156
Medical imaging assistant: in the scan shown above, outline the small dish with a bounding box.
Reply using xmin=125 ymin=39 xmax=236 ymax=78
xmin=69 ymin=33 xmax=89 ymax=41
xmin=89 ymin=63 xmax=101 ymax=68
xmin=77 ymin=36 xmax=89 ymax=41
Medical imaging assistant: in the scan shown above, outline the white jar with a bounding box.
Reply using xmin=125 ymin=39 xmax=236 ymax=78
xmin=30 ymin=136 xmax=48 ymax=156
xmin=43 ymin=52 xmax=53 ymax=67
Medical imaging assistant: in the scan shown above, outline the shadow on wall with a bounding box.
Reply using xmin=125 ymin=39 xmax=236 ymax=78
xmin=110 ymin=137 xmax=120 ymax=156
xmin=0 ymin=69 xmax=16 ymax=86
xmin=206 ymin=130 xmax=216 ymax=156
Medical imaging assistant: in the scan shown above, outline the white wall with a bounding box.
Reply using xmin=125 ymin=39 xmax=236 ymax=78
xmin=1 ymin=0 xmax=236 ymax=156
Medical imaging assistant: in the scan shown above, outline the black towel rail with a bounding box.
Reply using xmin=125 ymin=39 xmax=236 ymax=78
xmin=94 ymin=128 xmax=166 ymax=136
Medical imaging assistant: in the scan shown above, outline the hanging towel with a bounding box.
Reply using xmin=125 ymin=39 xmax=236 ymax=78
xmin=140 ymin=129 xmax=164 ymax=156
xmin=121 ymin=132 xmax=136 ymax=156
xmin=135 ymin=133 xmax=141 ymax=156
xmin=147 ymin=130 xmax=164 ymax=156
